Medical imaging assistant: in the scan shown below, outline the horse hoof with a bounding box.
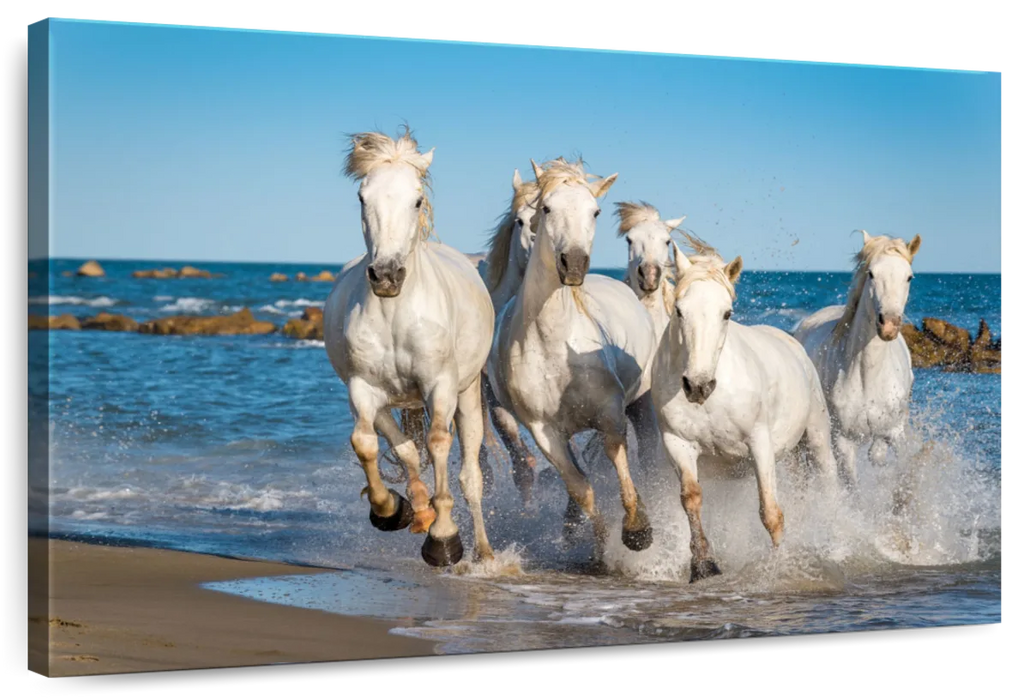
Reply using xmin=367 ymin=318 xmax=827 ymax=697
xmin=621 ymin=525 xmax=653 ymax=552
xmin=368 ymin=490 xmax=413 ymax=532
xmin=421 ymin=533 xmax=464 ymax=567
xmin=690 ymin=558 xmax=722 ymax=583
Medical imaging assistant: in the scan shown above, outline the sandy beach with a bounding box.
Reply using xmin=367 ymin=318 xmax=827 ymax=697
xmin=28 ymin=538 xmax=436 ymax=677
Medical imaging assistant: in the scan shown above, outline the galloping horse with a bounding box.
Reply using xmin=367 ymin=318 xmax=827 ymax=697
xmin=323 ymin=130 xmax=495 ymax=566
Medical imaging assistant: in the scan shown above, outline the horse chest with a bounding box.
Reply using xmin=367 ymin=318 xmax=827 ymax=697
xmin=830 ymin=360 xmax=910 ymax=436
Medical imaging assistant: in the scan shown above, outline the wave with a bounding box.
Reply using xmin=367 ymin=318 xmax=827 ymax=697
xmin=160 ymin=297 xmax=213 ymax=313
xmin=28 ymin=295 xmax=119 ymax=308
xmin=274 ymin=298 xmax=324 ymax=309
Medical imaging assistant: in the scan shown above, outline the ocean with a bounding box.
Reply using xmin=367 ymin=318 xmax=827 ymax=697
xmin=28 ymin=258 xmax=1001 ymax=653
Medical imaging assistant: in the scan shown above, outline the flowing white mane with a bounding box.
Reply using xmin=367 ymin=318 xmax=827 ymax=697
xmin=674 ymin=233 xmax=738 ymax=301
xmin=615 ymin=201 xmax=662 ymax=236
xmin=483 ymin=179 xmax=540 ymax=292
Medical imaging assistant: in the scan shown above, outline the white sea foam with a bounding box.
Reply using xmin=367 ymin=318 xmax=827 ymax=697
xmin=160 ymin=297 xmax=213 ymax=313
xmin=29 ymin=295 xmax=118 ymax=307
xmin=274 ymin=298 xmax=324 ymax=309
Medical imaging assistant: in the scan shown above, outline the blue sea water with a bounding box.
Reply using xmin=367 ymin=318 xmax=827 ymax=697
xmin=29 ymin=258 xmax=1000 ymax=652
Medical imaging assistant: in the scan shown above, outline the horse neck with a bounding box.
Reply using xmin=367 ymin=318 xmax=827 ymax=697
xmin=491 ymin=242 xmax=525 ymax=309
xmin=638 ymin=280 xmax=672 ymax=338
xmin=841 ymin=284 xmax=890 ymax=367
xmin=514 ymin=228 xmax=569 ymax=329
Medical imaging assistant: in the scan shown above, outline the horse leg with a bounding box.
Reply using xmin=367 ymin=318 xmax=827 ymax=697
xmin=661 ymin=431 xmax=719 ymax=582
xmin=348 ymin=384 xmax=403 ymax=525
xmin=455 ymin=375 xmax=494 ymax=561
xmin=750 ymin=428 xmax=784 ymax=548
xmin=833 ymin=433 xmax=859 ymax=491
xmin=530 ymin=422 xmax=608 ymax=562
xmin=626 ymin=390 xmax=662 ymax=475
xmin=421 ymin=387 xmax=462 ymax=567
xmin=373 ymin=410 xmax=435 ymax=533
xmin=804 ymin=394 xmax=843 ymax=495
xmin=476 ymin=378 xmax=496 ymax=497
xmin=603 ymin=430 xmax=652 ymax=552
xmin=486 ymin=381 xmax=538 ymax=504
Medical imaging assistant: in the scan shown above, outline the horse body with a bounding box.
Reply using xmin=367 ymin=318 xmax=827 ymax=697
xmin=793 ymin=231 xmax=921 ymax=480
xmin=652 ymin=240 xmax=838 ymax=582
xmin=323 ymin=130 xmax=494 ymax=566
xmin=488 ymin=158 xmax=658 ymax=558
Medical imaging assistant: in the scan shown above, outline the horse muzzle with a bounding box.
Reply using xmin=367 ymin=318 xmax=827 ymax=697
xmin=637 ymin=263 xmax=662 ymax=293
xmin=557 ymin=249 xmax=590 ymax=287
xmin=367 ymin=259 xmax=407 ymax=297
xmin=683 ymin=376 xmax=717 ymax=405
xmin=876 ymin=313 xmax=901 ymax=341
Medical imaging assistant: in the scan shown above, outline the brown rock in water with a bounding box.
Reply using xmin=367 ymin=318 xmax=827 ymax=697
xmin=61 ymin=271 xmax=74 ymax=277
xmin=282 ymin=306 xmax=324 ymax=340
xmin=968 ymin=319 xmax=1001 ymax=373
xmin=76 ymin=260 xmax=105 ymax=277
xmin=139 ymin=308 xmax=276 ymax=336
xmin=132 ymin=267 xmax=178 ymax=279
xmin=81 ymin=312 xmax=139 ymax=332
xmin=295 ymin=272 xmax=308 ymax=281
xmin=269 ymin=273 xmax=289 ymax=282
xmin=922 ymin=318 xmax=970 ymax=353
xmin=29 ymin=314 xmax=81 ymax=330
xmin=178 ymin=265 xmax=213 ymax=279
xmin=310 ymin=271 xmax=336 ymax=282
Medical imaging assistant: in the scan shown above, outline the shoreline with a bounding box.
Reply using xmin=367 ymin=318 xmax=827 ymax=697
xmin=29 ymin=537 xmax=437 ymax=677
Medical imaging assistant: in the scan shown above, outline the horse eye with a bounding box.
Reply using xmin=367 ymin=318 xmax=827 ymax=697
xmin=358 ymin=193 xmax=364 ymax=205
xmin=414 ymin=197 xmax=423 ymax=209
xmin=543 ymin=206 xmax=551 ymax=215
xmin=907 ymin=275 xmax=914 ymax=282
xmin=724 ymin=310 xmax=733 ymax=321
xmin=593 ymin=209 xmax=601 ymax=218
xmin=514 ymin=219 xmax=522 ymax=228
xmin=868 ymin=270 xmax=874 ymax=279
xmin=676 ymin=307 xmax=683 ymax=318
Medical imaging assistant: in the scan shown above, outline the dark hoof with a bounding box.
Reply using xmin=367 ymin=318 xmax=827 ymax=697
xmin=369 ymin=490 xmax=413 ymax=532
xmin=689 ymin=558 xmax=722 ymax=583
xmin=621 ymin=525 xmax=653 ymax=552
xmin=421 ymin=533 xmax=464 ymax=567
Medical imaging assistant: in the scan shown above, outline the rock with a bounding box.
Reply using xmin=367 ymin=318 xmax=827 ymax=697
xmin=295 ymin=272 xmax=308 ymax=282
xmin=81 ymin=312 xmax=139 ymax=332
xmin=282 ymin=306 xmax=324 ymax=340
xmin=270 ymin=273 xmax=289 ymax=282
xmin=139 ymin=308 xmax=276 ymax=336
xmin=76 ymin=260 xmax=105 ymax=277
xmin=133 ymin=267 xmax=178 ymax=279
xmin=178 ymin=265 xmax=213 ymax=279
xmin=29 ymin=314 xmax=80 ymax=330
xmin=61 ymin=271 xmax=74 ymax=277
xmin=902 ymin=318 xmax=999 ymax=374
xmin=310 ymin=270 xmax=336 ymax=282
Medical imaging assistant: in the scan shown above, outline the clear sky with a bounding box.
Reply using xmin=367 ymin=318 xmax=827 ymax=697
xmin=38 ymin=18 xmax=1001 ymax=272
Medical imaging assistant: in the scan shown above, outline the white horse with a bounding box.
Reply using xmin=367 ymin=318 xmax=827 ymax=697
xmin=323 ymin=130 xmax=495 ymax=566
xmin=476 ymin=169 xmax=541 ymax=502
xmin=793 ymin=231 xmax=922 ymax=483
xmin=652 ymin=237 xmax=838 ymax=582
xmin=488 ymin=158 xmax=659 ymax=559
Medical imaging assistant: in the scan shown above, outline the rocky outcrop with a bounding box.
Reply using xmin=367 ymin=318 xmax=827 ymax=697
xmin=28 ymin=314 xmax=81 ymax=330
xmin=282 ymin=307 xmax=324 ymax=340
xmin=902 ymin=318 xmax=1000 ymax=374
xmin=76 ymin=261 xmax=105 ymax=277
xmin=269 ymin=273 xmax=289 ymax=282
xmin=81 ymin=312 xmax=139 ymax=332
xmin=295 ymin=271 xmax=336 ymax=282
xmin=133 ymin=266 xmax=215 ymax=279
xmin=138 ymin=308 xmax=276 ymax=336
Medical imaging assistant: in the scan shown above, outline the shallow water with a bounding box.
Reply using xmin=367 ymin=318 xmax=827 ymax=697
xmin=30 ymin=259 xmax=1001 ymax=650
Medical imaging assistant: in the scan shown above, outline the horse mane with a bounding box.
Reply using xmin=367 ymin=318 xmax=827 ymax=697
xmin=343 ymin=128 xmax=435 ymax=241
xmin=614 ymin=201 xmax=661 ymax=236
xmin=832 ymin=231 xmax=916 ymax=341
xmin=673 ymin=233 xmax=738 ymax=301
xmin=483 ymin=179 xmax=540 ymax=292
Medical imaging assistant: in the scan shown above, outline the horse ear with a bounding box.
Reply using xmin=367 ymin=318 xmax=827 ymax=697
xmin=530 ymin=159 xmax=545 ymax=181
xmin=725 ymin=256 xmax=744 ymax=284
xmin=908 ymin=234 xmax=922 ymax=257
xmin=589 ymin=173 xmax=618 ymax=199
xmin=664 ymin=216 xmax=686 ymax=231
xmin=512 ymin=169 xmax=522 ymax=190
xmin=422 ymin=147 xmax=435 ymax=168
xmin=672 ymin=242 xmax=692 ymax=281
xmin=862 ymin=229 xmax=871 ymax=245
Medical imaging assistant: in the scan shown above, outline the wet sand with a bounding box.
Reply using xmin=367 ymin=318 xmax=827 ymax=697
xmin=28 ymin=538 xmax=436 ymax=677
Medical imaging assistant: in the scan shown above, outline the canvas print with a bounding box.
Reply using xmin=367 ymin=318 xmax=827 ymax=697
xmin=27 ymin=18 xmax=1001 ymax=677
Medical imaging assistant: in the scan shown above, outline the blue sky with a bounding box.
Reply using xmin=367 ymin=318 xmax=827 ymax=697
xmin=38 ymin=18 xmax=1000 ymax=272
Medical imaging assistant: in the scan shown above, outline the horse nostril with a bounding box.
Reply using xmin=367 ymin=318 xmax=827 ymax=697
xmin=367 ymin=267 xmax=380 ymax=283
xmin=682 ymin=377 xmax=692 ymax=393
xmin=559 ymin=253 xmax=569 ymax=270
xmin=704 ymin=379 xmax=717 ymax=398
xmin=878 ymin=313 xmax=885 ymax=325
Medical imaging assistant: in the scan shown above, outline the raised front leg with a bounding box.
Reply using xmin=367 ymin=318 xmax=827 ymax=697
xmin=421 ymin=387 xmax=462 ymax=567
xmin=661 ymin=431 xmax=720 ymax=582
xmin=603 ymin=432 xmax=652 ymax=552
xmin=455 ymin=375 xmax=494 ymax=562
xmin=749 ymin=428 xmax=784 ymax=547
xmin=626 ymin=391 xmax=663 ymax=476
xmin=530 ymin=422 xmax=608 ymax=563
xmin=348 ymin=381 xmax=405 ymax=527
xmin=374 ymin=410 xmax=435 ymax=533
